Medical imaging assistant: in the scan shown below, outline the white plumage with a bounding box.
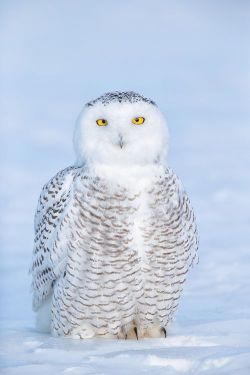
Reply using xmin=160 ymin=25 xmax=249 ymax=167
xmin=31 ymin=91 xmax=198 ymax=339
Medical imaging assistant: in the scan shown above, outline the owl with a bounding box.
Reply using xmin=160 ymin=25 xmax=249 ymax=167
xmin=31 ymin=91 xmax=198 ymax=339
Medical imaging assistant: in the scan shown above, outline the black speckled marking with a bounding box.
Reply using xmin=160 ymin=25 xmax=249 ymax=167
xmin=86 ymin=91 xmax=157 ymax=107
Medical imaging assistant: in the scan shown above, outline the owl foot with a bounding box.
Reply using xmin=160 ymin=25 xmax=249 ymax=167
xmin=117 ymin=321 xmax=138 ymax=339
xmin=140 ymin=324 xmax=167 ymax=339
xmin=68 ymin=323 xmax=95 ymax=339
xmin=118 ymin=322 xmax=167 ymax=339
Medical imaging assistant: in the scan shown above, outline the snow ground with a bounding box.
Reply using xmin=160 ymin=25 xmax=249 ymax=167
xmin=0 ymin=1 xmax=250 ymax=374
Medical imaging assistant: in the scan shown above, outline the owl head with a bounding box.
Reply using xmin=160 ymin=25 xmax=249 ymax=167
xmin=73 ymin=91 xmax=169 ymax=168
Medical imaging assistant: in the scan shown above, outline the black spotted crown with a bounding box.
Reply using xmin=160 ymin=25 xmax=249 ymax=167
xmin=86 ymin=91 xmax=156 ymax=107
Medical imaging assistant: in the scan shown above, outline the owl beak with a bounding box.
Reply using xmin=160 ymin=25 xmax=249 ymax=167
xmin=118 ymin=134 xmax=124 ymax=149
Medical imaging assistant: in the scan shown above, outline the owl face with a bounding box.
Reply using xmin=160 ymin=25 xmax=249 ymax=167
xmin=74 ymin=92 xmax=169 ymax=167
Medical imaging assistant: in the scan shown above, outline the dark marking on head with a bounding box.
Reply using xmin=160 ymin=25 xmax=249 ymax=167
xmin=86 ymin=91 xmax=156 ymax=107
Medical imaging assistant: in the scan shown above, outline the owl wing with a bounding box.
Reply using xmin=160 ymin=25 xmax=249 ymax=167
xmin=31 ymin=166 xmax=80 ymax=311
xmin=167 ymin=169 xmax=199 ymax=268
xmin=164 ymin=169 xmax=199 ymax=314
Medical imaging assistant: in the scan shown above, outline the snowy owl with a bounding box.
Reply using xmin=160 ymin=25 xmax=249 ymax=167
xmin=31 ymin=91 xmax=198 ymax=339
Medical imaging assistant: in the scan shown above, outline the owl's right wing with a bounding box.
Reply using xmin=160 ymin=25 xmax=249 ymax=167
xmin=31 ymin=166 xmax=80 ymax=311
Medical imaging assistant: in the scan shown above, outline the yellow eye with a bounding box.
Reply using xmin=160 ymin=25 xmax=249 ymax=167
xmin=132 ymin=116 xmax=145 ymax=125
xmin=96 ymin=119 xmax=108 ymax=126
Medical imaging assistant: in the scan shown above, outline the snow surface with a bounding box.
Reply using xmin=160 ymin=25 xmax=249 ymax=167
xmin=0 ymin=1 xmax=250 ymax=374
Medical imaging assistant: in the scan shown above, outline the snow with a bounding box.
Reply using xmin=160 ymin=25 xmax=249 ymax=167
xmin=0 ymin=0 xmax=250 ymax=374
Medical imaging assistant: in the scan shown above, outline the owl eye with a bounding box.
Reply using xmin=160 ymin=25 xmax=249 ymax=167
xmin=132 ymin=117 xmax=145 ymax=125
xmin=96 ymin=119 xmax=108 ymax=126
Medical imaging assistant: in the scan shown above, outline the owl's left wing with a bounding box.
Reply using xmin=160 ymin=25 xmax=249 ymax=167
xmin=165 ymin=169 xmax=199 ymax=270
xmin=159 ymin=169 xmax=199 ymax=314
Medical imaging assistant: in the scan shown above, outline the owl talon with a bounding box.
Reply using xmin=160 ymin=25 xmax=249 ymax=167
xmin=161 ymin=327 xmax=167 ymax=338
xmin=134 ymin=326 xmax=138 ymax=340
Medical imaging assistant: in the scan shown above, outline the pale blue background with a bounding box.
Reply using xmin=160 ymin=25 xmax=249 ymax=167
xmin=0 ymin=1 xmax=250 ymax=374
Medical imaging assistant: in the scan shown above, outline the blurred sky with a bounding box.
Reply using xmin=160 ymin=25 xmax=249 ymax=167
xmin=0 ymin=1 xmax=249 ymax=315
xmin=1 ymin=11 xmax=250 ymax=375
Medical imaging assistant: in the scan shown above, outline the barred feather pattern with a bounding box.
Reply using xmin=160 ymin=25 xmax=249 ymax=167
xmin=31 ymin=166 xmax=198 ymax=338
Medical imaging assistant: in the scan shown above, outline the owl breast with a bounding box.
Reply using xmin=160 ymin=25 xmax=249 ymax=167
xmin=51 ymin=169 xmax=188 ymax=337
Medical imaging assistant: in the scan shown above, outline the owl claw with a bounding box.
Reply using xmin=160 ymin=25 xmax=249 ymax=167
xmin=161 ymin=327 xmax=167 ymax=338
xmin=134 ymin=326 xmax=138 ymax=340
xmin=118 ymin=323 xmax=166 ymax=339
